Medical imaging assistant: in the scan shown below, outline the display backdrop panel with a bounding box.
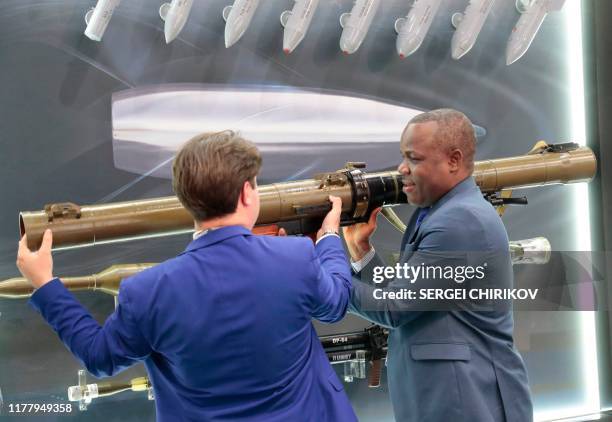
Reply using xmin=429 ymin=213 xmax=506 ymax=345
xmin=0 ymin=0 xmax=596 ymax=420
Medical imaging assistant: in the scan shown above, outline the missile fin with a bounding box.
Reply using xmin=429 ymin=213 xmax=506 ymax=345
xmin=159 ymin=3 xmax=170 ymax=21
xmin=394 ymin=17 xmax=406 ymax=34
xmin=473 ymin=124 xmax=487 ymax=139
xmin=84 ymin=8 xmax=94 ymax=25
xmin=222 ymin=5 xmax=232 ymax=21
xmin=451 ymin=12 xmax=463 ymax=29
xmin=280 ymin=10 xmax=292 ymax=27
xmin=339 ymin=12 xmax=350 ymax=28
xmin=515 ymin=0 xmax=531 ymax=14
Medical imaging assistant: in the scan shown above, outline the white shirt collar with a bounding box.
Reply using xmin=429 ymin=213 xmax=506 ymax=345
xmin=192 ymin=226 xmax=221 ymax=240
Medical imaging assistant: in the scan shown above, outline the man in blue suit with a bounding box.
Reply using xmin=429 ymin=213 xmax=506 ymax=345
xmin=17 ymin=131 xmax=357 ymax=421
xmin=344 ymin=109 xmax=533 ymax=421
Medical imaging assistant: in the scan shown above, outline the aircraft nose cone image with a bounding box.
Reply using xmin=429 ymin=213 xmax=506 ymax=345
xmin=110 ymin=84 xmax=429 ymax=182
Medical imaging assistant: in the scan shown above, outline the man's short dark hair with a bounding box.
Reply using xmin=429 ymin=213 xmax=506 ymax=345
xmin=172 ymin=130 xmax=262 ymax=221
xmin=406 ymin=109 xmax=476 ymax=172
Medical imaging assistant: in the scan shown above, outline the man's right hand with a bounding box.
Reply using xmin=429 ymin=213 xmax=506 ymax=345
xmin=316 ymin=196 xmax=342 ymax=241
xmin=342 ymin=207 xmax=381 ymax=261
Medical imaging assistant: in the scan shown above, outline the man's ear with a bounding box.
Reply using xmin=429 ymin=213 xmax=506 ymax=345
xmin=448 ymin=149 xmax=463 ymax=172
xmin=241 ymin=180 xmax=253 ymax=206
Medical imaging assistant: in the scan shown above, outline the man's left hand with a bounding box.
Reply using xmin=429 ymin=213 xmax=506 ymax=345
xmin=17 ymin=229 xmax=54 ymax=289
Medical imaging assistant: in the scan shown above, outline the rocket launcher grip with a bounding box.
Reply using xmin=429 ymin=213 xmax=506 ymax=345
xmin=20 ymin=144 xmax=596 ymax=250
xmin=322 ymin=325 xmax=389 ymax=387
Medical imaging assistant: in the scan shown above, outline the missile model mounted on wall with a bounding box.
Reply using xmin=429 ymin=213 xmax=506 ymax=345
xmin=159 ymin=0 xmax=194 ymax=44
xmin=506 ymin=0 xmax=566 ymax=65
xmin=450 ymin=0 xmax=497 ymax=60
xmin=0 ymin=264 xmax=154 ymax=299
xmin=280 ymin=0 xmax=321 ymax=54
xmin=339 ymin=0 xmax=381 ymax=55
xmin=84 ymin=0 xmax=122 ymax=42
xmin=68 ymin=370 xmax=153 ymax=411
xmin=394 ymin=0 xmax=442 ymax=59
xmin=18 ymin=142 xmax=596 ymax=251
xmin=222 ymin=0 xmax=261 ymax=48
xmin=509 ymin=237 xmax=551 ymax=265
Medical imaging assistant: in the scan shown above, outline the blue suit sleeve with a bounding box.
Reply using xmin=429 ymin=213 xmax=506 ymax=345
xmin=309 ymin=235 xmax=352 ymax=323
xmin=29 ymin=278 xmax=151 ymax=378
xmin=348 ymin=225 xmax=470 ymax=329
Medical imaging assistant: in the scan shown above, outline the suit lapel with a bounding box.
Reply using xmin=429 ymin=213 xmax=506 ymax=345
xmin=398 ymin=177 xmax=479 ymax=261
xmin=400 ymin=210 xmax=420 ymax=253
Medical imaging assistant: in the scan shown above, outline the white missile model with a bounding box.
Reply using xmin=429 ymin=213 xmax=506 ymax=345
xmin=84 ymin=0 xmax=122 ymax=42
xmin=338 ymin=0 xmax=381 ymax=55
xmin=451 ymin=0 xmax=496 ymax=60
xmin=280 ymin=0 xmax=321 ymax=54
xmin=222 ymin=0 xmax=261 ymax=48
xmin=506 ymin=0 xmax=565 ymax=65
xmin=159 ymin=0 xmax=194 ymax=44
xmin=509 ymin=237 xmax=552 ymax=265
xmin=394 ymin=0 xmax=442 ymax=59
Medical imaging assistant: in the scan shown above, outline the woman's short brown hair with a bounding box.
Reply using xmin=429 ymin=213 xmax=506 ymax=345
xmin=172 ymin=131 xmax=262 ymax=221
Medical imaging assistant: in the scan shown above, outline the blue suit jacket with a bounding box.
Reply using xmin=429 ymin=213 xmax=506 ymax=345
xmin=349 ymin=177 xmax=533 ymax=421
xmin=30 ymin=226 xmax=357 ymax=421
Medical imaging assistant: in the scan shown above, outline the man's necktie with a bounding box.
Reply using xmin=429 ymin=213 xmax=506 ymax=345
xmin=414 ymin=207 xmax=430 ymax=231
